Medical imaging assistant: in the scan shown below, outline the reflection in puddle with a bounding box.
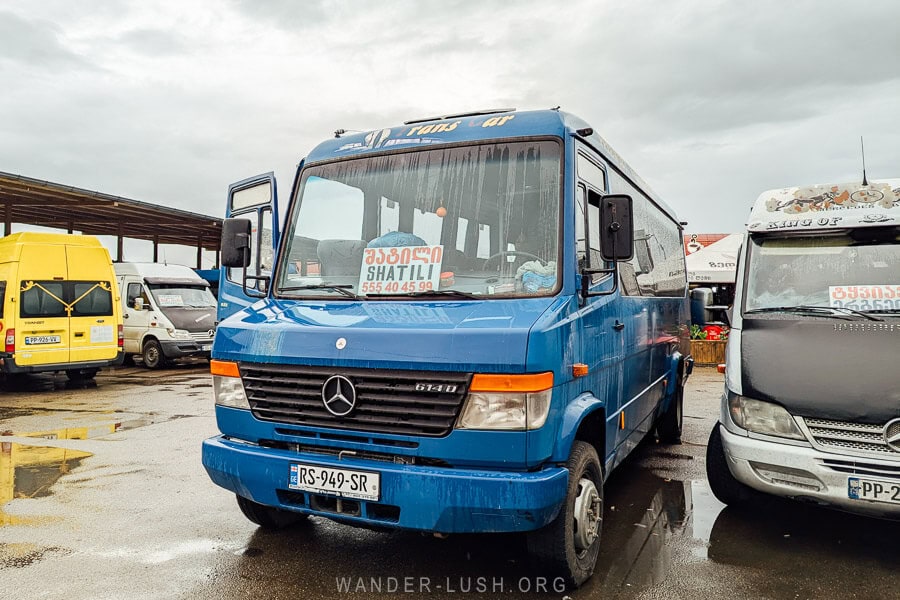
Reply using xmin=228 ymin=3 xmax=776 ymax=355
xmin=1 ymin=441 xmax=92 ymax=526
xmin=585 ymin=470 xmax=692 ymax=596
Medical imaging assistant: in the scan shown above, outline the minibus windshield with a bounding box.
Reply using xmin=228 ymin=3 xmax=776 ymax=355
xmin=276 ymin=140 xmax=562 ymax=299
xmin=148 ymin=284 xmax=216 ymax=309
xmin=744 ymin=231 xmax=900 ymax=314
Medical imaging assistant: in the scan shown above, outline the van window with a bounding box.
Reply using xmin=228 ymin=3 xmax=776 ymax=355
xmin=72 ymin=282 xmax=114 ymax=317
xmin=0 ymin=281 xmax=5 ymax=318
xmin=20 ymin=281 xmax=67 ymax=318
xmin=126 ymin=283 xmax=150 ymax=308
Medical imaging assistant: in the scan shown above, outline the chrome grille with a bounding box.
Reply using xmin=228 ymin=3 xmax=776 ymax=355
xmin=189 ymin=331 xmax=214 ymax=341
xmin=241 ymin=363 xmax=470 ymax=437
xmin=802 ymin=417 xmax=899 ymax=458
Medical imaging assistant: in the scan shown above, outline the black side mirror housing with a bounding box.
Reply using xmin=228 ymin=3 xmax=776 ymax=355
xmin=221 ymin=218 xmax=252 ymax=268
xmin=594 ymin=194 xmax=634 ymax=261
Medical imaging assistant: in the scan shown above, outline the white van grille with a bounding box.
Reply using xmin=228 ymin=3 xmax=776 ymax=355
xmin=801 ymin=417 xmax=899 ymax=459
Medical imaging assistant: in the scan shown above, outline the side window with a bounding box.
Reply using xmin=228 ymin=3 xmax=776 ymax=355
xmin=578 ymin=186 xmax=606 ymax=282
xmin=72 ymin=282 xmax=113 ymax=317
xmin=20 ymin=281 xmax=67 ymax=318
xmin=226 ymin=207 xmax=276 ymax=284
xmin=0 ymin=281 xmax=5 ymax=318
xmin=126 ymin=283 xmax=149 ymax=308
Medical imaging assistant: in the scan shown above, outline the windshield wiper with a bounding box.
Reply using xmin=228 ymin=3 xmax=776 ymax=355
xmin=364 ymin=289 xmax=478 ymax=299
xmin=745 ymin=305 xmax=882 ymax=321
xmin=279 ymin=284 xmax=357 ymax=298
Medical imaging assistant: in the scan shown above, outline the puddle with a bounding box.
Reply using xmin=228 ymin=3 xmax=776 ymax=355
xmin=1 ymin=441 xmax=92 ymax=527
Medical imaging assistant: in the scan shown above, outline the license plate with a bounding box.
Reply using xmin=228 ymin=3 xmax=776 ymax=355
xmin=289 ymin=463 xmax=380 ymax=501
xmin=24 ymin=335 xmax=61 ymax=345
xmin=848 ymin=477 xmax=900 ymax=505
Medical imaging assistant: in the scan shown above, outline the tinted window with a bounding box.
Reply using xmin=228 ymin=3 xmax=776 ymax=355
xmin=609 ymin=176 xmax=686 ymax=297
xmin=20 ymin=281 xmax=115 ymax=318
xmin=72 ymin=282 xmax=114 ymax=317
xmin=20 ymin=281 xmax=67 ymax=318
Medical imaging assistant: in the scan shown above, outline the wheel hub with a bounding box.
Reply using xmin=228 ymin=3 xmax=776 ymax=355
xmin=573 ymin=477 xmax=602 ymax=552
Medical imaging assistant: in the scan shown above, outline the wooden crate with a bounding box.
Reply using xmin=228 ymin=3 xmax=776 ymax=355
xmin=690 ymin=340 xmax=727 ymax=366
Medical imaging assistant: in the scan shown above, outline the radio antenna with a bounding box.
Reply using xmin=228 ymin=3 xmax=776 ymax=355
xmin=860 ymin=136 xmax=868 ymax=186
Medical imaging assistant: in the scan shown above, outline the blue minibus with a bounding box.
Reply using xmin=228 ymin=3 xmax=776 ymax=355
xmin=203 ymin=108 xmax=692 ymax=587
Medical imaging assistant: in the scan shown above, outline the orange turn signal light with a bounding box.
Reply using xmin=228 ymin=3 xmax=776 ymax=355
xmin=470 ymin=372 xmax=553 ymax=393
xmin=210 ymin=360 xmax=240 ymax=377
xmin=717 ymin=363 xmax=727 ymax=374
xmin=572 ymin=363 xmax=589 ymax=378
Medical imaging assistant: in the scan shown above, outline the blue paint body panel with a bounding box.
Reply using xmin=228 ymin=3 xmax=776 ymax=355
xmin=203 ymin=109 xmax=691 ymax=535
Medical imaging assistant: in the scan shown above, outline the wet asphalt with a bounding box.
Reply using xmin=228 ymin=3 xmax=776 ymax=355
xmin=0 ymin=364 xmax=898 ymax=600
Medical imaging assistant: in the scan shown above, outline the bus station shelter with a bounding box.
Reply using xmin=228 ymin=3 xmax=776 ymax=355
xmin=0 ymin=170 xmax=222 ymax=267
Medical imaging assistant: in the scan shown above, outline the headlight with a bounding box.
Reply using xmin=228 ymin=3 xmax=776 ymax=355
xmin=456 ymin=372 xmax=553 ymax=431
xmin=728 ymin=394 xmax=804 ymax=440
xmin=210 ymin=360 xmax=249 ymax=410
xmin=166 ymin=328 xmax=192 ymax=339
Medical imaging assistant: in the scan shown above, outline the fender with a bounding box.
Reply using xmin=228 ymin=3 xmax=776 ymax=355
xmin=551 ymin=392 xmax=606 ymax=464
xmin=661 ymin=351 xmax=687 ymax=410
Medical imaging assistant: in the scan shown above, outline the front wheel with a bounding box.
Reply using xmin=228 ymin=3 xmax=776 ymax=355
xmin=526 ymin=441 xmax=604 ymax=589
xmin=141 ymin=339 xmax=167 ymax=369
xmin=236 ymin=495 xmax=308 ymax=530
xmin=706 ymin=424 xmax=762 ymax=506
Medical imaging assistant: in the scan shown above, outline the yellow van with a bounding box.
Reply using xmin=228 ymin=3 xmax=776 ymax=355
xmin=0 ymin=232 xmax=124 ymax=381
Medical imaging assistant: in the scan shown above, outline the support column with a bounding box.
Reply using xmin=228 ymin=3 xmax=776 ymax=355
xmin=196 ymin=237 xmax=203 ymax=269
xmin=153 ymin=236 xmax=159 ymax=262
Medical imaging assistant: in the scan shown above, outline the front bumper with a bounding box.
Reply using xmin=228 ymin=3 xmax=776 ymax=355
xmin=160 ymin=339 xmax=212 ymax=359
xmin=202 ymin=435 xmax=569 ymax=533
xmin=720 ymin=425 xmax=900 ymax=517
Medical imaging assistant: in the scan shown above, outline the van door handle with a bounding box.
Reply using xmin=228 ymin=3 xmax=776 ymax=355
xmin=613 ymin=320 xmax=625 ymax=331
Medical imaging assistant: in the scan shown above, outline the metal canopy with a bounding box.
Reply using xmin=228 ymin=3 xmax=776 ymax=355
xmin=0 ymin=170 xmax=221 ymax=265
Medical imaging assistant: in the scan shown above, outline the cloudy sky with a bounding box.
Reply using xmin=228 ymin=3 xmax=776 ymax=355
xmin=1 ymin=0 xmax=898 ymax=258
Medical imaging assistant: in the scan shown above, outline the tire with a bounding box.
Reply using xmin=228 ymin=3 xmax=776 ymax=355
xmin=706 ymin=424 xmax=762 ymax=506
xmin=141 ymin=339 xmax=167 ymax=369
xmin=656 ymin=379 xmax=684 ymax=444
xmin=527 ymin=441 xmax=604 ymax=589
xmin=66 ymin=368 xmax=98 ymax=381
xmin=236 ymin=494 xmax=308 ymax=530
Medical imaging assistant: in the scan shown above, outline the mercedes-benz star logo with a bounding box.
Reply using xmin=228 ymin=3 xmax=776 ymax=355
xmin=321 ymin=375 xmax=357 ymax=417
xmin=884 ymin=418 xmax=900 ymax=453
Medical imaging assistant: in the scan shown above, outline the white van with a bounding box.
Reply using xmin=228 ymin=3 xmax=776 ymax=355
xmin=707 ymin=178 xmax=900 ymax=517
xmin=114 ymin=263 xmax=217 ymax=368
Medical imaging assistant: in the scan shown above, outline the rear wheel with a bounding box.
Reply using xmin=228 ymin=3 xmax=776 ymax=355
xmin=236 ymin=495 xmax=308 ymax=530
xmin=526 ymin=441 xmax=603 ymax=589
xmin=66 ymin=368 xmax=98 ymax=381
xmin=706 ymin=424 xmax=762 ymax=506
xmin=656 ymin=379 xmax=684 ymax=443
xmin=141 ymin=339 xmax=167 ymax=369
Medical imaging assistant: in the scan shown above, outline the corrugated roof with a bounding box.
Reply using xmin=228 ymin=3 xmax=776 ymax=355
xmin=0 ymin=170 xmax=221 ymax=251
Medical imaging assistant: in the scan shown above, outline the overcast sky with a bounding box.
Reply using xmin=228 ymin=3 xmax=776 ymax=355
xmin=1 ymin=0 xmax=898 ymax=262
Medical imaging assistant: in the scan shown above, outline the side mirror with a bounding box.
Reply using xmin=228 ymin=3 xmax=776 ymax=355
xmin=594 ymin=194 xmax=634 ymax=261
xmin=133 ymin=297 xmax=144 ymax=311
xmin=221 ymin=218 xmax=252 ymax=268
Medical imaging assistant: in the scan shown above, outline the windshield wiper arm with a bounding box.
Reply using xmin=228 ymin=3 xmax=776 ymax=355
xmin=279 ymin=284 xmax=357 ymax=298
xmin=863 ymin=309 xmax=900 ymax=315
xmin=745 ymin=305 xmax=882 ymax=321
xmin=365 ymin=289 xmax=478 ymax=299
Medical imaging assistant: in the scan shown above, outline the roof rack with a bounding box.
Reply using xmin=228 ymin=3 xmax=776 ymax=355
xmin=404 ymin=108 xmax=516 ymax=125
